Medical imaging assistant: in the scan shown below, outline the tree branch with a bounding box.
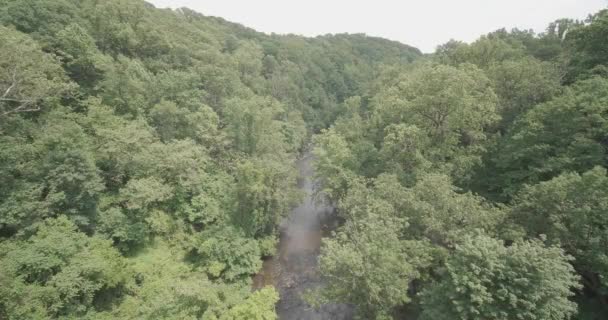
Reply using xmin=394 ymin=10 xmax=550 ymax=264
xmin=1 ymin=68 xmax=18 ymax=99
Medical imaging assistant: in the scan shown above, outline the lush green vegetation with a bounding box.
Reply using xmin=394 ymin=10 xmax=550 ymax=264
xmin=0 ymin=0 xmax=419 ymax=318
xmin=312 ymin=8 xmax=608 ymax=320
xmin=0 ymin=0 xmax=607 ymax=319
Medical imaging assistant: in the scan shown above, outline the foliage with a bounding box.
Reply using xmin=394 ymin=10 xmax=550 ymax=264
xmin=565 ymin=10 xmax=608 ymax=82
xmin=308 ymin=7 xmax=608 ymax=318
xmin=401 ymin=173 xmax=505 ymax=246
xmin=0 ymin=26 xmax=73 ymax=119
xmin=512 ymin=167 xmax=608 ymax=296
xmin=479 ymin=76 xmax=608 ymax=199
xmin=0 ymin=216 xmax=129 ymax=318
xmin=0 ymin=0 xmax=421 ymax=317
xmin=193 ymin=226 xmax=262 ymax=281
xmin=1 ymin=0 xmax=608 ymax=318
xmin=420 ymin=234 xmax=580 ymax=320
xmin=317 ymin=213 xmax=434 ymax=319
xmin=0 ymin=110 xmax=104 ymax=233
xmin=219 ymin=287 xmax=279 ymax=320
xmin=486 ymin=57 xmax=562 ymax=130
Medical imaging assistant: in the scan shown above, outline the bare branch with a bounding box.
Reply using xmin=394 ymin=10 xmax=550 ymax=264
xmin=1 ymin=68 xmax=18 ymax=99
xmin=0 ymin=102 xmax=40 ymax=118
xmin=1 ymin=83 xmax=15 ymax=99
xmin=0 ymin=98 xmax=34 ymax=103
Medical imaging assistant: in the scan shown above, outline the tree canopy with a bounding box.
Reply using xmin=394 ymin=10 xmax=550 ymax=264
xmin=1 ymin=0 xmax=607 ymax=319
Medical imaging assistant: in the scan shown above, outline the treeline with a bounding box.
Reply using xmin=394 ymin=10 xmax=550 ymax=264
xmin=312 ymin=9 xmax=608 ymax=320
xmin=0 ymin=0 xmax=420 ymax=319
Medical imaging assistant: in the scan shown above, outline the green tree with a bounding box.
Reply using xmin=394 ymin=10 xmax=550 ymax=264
xmin=484 ymin=76 xmax=608 ymax=198
xmin=313 ymin=128 xmax=358 ymax=203
xmin=193 ymin=226 xmax=262 ymax=281
xmin=0 ymin=26 xmax=73 ymax=119
xmin=148 ymin=100 xmax=220 ymax=144
xmin=420 ymin=234 xmax=580 ymax=320
xmin=565 ymin=10 xmax=608 ymax=82
xmin=0 ymin=110 xmax=104 ymax=232
xmin=402 ymin=174 xmax=505 ymax=247
xmin=435 ymin=36 xmax=525 ymax=68
xmin=90 ymin=242 xmax=253 ymax=320
xmin=317 ymin=214 xmax=434 ymax=319
xmin=487 ymin=57 xmax=562 ymax=130
xmin=233 ymin=157 xmax=299 ymax=237
xmin=54 ymin=23 xmax=107 ymax=88
xmin=224 ymin=96 xmax=290 ymax=156
xmin=220 ymin=287 xmax=279 ymax=320
xmin=379 ymin=123 xmax=432 ymax=185
xmin=371 ymin=63 xmax=499 ymax=181
xmin=97 ymin=55 xmax=152 ymax=116
xmin=511 ymin=167 xmax=608 ymax=297
xmin=0 ymin=0 xmax=79 ymax=39
xmin=313 ymin=174 xmax=440 ymax=319
xmin=0 ymin=216 xmax=130 ymax=318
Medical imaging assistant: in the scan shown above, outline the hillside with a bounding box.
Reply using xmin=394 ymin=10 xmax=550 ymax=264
xmin=1 ymin=0 xmax=608 ymax=319
xmin=0 ymin=0 xmax=420 ymax=318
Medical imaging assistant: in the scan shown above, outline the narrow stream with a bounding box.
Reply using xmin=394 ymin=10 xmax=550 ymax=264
xmin=253 ymin=152 xmax=354 ymax=320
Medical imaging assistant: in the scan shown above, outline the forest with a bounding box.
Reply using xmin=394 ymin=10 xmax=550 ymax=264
xmin=0 ymin=0 xmax=607 ymax=319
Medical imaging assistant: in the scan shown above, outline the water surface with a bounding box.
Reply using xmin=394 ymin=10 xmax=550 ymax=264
xmin=253 ymin=152 xmax=354 ymax=320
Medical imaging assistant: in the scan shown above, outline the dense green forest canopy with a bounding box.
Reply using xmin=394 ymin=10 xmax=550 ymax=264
xmin=0 ymin=0 xmax=607 ymax=319
xmin=312 ymin=8 xmax=608 ymax=320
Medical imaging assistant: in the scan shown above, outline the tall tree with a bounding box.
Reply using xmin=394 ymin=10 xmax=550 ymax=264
xmin=420 ymin=234 xmax=580 ymax=320
xmin=482 ymin=76 xmax=608 ymax=199
xmin=511 ymin=167 xmax=608 ymax=298
xmin=0 ymin=26 xmax=73 ymax=119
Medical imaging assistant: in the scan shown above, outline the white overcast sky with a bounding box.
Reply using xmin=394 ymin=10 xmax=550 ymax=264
xmin=148 ymin=0 xmax=607 ymax=53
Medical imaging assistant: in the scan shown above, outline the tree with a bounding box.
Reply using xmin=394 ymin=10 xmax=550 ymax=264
xmin=84 ymin=0 xmax=148 ymax=56
xmin=233 ymin=157 xmax=300 ymax=237
xmin=82 ymin=99 xmax=158 ymax=191
xmin=0 ymin=216 xmax=130 ymax=318
xmin=401 ymin=174 xmax=505 ymax=247
xmin=420 ymin=234 xmax=580 ymax=320
xmin=0 ymin=110 xmax=104 ymax=233
xmin=54 ymin=23 xmax=107 ymax=88
xmin=220 ymin=287 xmax=279 ymax=320
xmin=97 ymin=55 xmax=152 ymax=116
xmin=148 ymin=100 xmax=220 ymax=144
xmin=0 ymin=26 xmax=73 ymax=119
xmin=379 ymin=123 xmax=432 ymax=185
xmin=316 ymin=213 xmax=434 ymax=319
xmin=193 ymin=226 xmax=262 ymax=281
xmin=511 ymin=167 xmax=608 ymax=297
xmin=311 ymin=174 xmax=441 ymax=319
xmin=487 ymin=57 xmax=562 ymax=130
xmin=565 ymin=10 xmax=608 ymax=82
xmin=435 ymin=36 xmax=525 ymax=68
xmin=89 ymin=242 xmax=255 ymax=320
xmin=232 ymin=41 xmax=265 ymax=91
xmin=313 ymin=128 xmax=358 ymax=203
xmin=0 ymin=0 xmax=79 ymax=38
xmin=224 ymin=96 xmax=289 ymax=156
xmin=371 ymin=63 xmax=499 ymax=181
xmin=485 ymin=76 xmax=608 ymax=198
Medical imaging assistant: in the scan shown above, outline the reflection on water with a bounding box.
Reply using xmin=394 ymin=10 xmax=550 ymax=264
xmin=253 ymin=152 xmax=354 ymax=320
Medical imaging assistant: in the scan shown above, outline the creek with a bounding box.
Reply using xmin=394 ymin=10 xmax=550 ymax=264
xmin=253 ymin=152 xmax=354 ymax=320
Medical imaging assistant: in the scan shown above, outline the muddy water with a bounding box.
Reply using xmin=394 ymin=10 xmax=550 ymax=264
xmin=253 ymin=152 xmax=354 ymax=320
